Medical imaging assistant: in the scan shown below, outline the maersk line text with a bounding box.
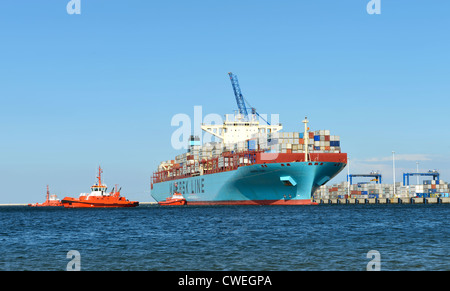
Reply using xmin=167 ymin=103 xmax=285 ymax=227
xmin=178 ymin=275 xmax=272 ymax=288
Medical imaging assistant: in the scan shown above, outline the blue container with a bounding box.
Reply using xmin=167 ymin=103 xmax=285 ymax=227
xmin=299 ymin=133 xmax=304 ymax=139
xmin=361 ymin=191 xmax=368 ymax=195
xmin=314 ymin=146 xmax=320 ymax=150
xmin=314 ymin=135 xmax=320 ymax=141
xmin=368 ymin=194 xmax=379 ymax=198
xmin=330 ymin=141 xmax=340 ymax=147
xmin=428 ymin=189 xmax=437 ymax=193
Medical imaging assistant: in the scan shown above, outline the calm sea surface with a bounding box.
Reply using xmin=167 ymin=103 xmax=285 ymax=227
xmin=0 ymin=204 xmax=448 ymax=271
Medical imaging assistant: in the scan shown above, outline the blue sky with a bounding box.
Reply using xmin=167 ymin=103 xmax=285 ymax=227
xmin=0 ymin=1 xmax=449 ymax=203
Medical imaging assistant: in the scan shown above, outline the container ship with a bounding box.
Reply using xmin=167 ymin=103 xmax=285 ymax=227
xmin=151 ymin=73 xmax=347 ymax=205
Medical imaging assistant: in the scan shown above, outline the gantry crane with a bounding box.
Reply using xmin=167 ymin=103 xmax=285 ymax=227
xmin=403 ymin=170 xmax=439 ymax=186
xmin=347 ymin=171 xmax=382 ymax=185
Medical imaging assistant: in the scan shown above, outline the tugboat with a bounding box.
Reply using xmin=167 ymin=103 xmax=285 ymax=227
xmin=61 ymin=166 xmax=139 ymax=208
xmin=158 ymin=183 xmax=187 ymax=206
xmin=28 ymin=185 xmax=63 ymax=207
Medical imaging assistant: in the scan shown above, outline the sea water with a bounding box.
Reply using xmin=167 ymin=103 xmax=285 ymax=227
xmin=0 ymin=204 xmax=448 ymax=271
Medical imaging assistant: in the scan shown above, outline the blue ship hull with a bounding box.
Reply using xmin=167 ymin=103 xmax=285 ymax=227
xmin=151 ymin=161 xmax=346 ymax=205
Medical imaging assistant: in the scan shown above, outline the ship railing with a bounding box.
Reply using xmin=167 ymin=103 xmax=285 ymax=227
xmin=152 ymin=150 xmax=265 ymax=183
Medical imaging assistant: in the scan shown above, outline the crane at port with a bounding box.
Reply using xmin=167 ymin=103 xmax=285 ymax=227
xmin=228 ymin=72 xmax=270 ymax=125
xmin=403 ymin=170 xmax=439 ymax=186
xmin=347 ymin=171 xmax=382 ymax=185
xmin=228 ymin=72 xmax=248 ymax=118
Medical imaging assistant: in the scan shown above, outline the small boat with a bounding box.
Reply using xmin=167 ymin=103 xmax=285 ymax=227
xmin=61 ymin=166 xmax=139 ymax=208
xmin=28 ymin=185 xmax=63 ymax=207
xmin=158 ymin=192 xmax=187 ymax=206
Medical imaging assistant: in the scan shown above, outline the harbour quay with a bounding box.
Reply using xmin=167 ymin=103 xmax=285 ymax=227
xmin=313 ymin=176 xmax=450 ymax=205
xmin=314 ymin=197 xmax=450 ymax=204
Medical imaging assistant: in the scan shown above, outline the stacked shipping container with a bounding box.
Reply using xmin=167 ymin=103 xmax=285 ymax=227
xmin=157 ymin=129 xmax=342 ymax=176
xmin=314 ymin=180 xmax=450 ymax=199
xmin=411 ymin=180 xmax=450 ymax=197
xmin=310 ymin=130 xmax=341 ymax=153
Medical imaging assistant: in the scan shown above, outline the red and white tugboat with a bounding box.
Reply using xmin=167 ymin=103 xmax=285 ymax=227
xmin=61 ymin=166 xmax=139 ymax=208
xmin=28 ymin=185 xmax=63 ymax=207
xmin=158 ymin=183 xmax=187 ymax=206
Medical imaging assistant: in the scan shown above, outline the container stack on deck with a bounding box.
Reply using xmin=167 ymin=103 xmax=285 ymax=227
xmin=310 ymin=130 xmax=341 ymax=153
xmin=266 ymin=130 xmax=341 ymax=154
xmin=156 ymin=129 xmax=341 ymax=179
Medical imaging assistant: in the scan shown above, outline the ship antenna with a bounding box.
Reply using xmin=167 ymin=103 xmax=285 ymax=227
xmin=97 ymin=166 xmax=103 ymax=186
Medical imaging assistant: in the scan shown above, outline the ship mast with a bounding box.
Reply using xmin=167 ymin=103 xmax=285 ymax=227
xmin=302 ymin=117 xmax=309 ymax=162
xmin=97 ymin=166 xmax=103 ymax=186
xmin=46 ymin=185 xmax=50 ymax=203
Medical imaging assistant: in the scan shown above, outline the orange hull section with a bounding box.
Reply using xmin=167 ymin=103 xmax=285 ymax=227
xmin=28 ymin=201 xmax=63 ymax=207
xmin=61 ymin=196 xmax=139 ymax=208
xmin=158 ymin=198 xmax=187 ymax=206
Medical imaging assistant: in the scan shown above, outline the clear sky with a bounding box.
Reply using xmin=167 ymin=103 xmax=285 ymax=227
xmin=0 ymin=1 xmax=449 ymax=203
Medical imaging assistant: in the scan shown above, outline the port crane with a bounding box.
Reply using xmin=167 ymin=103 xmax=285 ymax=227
xmin=347 ymin=171 xmax=382 ymax=185
xmin=403 ymin=170 xmax=439 ymax=186
xmin=228 ymin=72 xmax=270 ymax=125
